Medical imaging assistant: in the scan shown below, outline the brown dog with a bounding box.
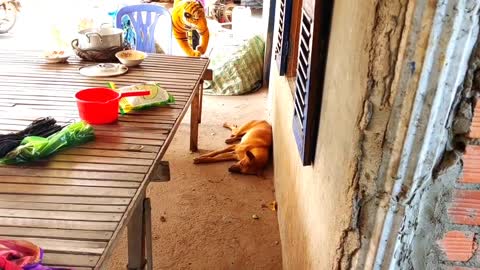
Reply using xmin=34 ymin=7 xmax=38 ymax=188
xmin=193 ymin=120 xmax=272 ymax=175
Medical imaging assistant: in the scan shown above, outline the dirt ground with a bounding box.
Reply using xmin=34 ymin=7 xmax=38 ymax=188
xmin=107 ymin=88 xmax=282 ymax=270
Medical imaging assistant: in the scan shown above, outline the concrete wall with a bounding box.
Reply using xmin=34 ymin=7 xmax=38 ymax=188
xmin=270 ymin=0 xmax=377 ymax=268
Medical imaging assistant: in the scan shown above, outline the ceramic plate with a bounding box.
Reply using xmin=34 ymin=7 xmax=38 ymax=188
xmin=79 ymin=63 xmax=128 ymax=77
xmin=43 ymin=50 xmax=70 ymax=64
xmin=44 ymin=56 xmax=69 ymax=64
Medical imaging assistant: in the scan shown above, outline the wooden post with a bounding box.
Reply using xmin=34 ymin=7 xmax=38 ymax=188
xmin=190 ymin=87 xmax=200 ymax=152
xmin=199 ymin=69 xmax=213 ymax=124
xmin=144 ymin=198 xmax=153 ymax=270
xmin=127 ymin=192 xmax=146 ymax=270
xmin=198 ymin=81 xmax=203 ymax=124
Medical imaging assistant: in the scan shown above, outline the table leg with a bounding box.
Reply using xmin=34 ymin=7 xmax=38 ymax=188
xmin=144 ymin=198 xmax=153 ymax=270
xmin=190 ymin=87 xmax=200 ymax=152
xmin=127 ymin=193 xmax=149 ymax=270
xmin=198 ymin=80 xmax=203 ymax=124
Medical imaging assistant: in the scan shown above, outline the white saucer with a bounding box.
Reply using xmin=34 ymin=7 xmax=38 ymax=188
xmin=43 ymin=50 xmax=70 ymax=64
xmin=44 ymin=56 xmax=69 ymax=64
xmin=79 ymin=63 xmax=128 ymax=77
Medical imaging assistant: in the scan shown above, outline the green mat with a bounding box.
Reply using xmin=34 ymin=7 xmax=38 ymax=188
xmin=204 ymin=35 xmax=265 ymax=96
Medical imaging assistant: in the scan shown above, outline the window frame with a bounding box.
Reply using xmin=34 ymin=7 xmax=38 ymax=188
xmin=275 ymin=0 xmax=334 ymax=166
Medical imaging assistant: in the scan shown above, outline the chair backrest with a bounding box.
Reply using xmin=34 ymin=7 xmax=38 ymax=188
xmin=115 ymin=4 xmax=172 ymax=54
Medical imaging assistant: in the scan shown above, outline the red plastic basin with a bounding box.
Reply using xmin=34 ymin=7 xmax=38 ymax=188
xmin=76 ymin=88 xmax=122 ymax=124
xmin=75 ymin=88 xmax=149 ymax=125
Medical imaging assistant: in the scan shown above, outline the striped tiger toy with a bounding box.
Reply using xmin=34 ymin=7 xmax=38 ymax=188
xmin=172 ymin=0 xmax=210 ymax=57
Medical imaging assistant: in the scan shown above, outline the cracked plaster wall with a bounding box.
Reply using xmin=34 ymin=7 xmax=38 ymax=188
xmin=372 ymin=0 xmax=480 ymax=268
xmin=271 ymin=0 xmax=480 ymax=268
xmin=269 ymin=0 xmax=405 ymax=269
xmin=418 ymin=37 xmax=480 ymax=270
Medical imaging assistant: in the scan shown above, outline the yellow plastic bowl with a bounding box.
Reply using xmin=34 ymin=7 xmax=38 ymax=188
xmin=115 ymin=50 xmax=147 ymax=67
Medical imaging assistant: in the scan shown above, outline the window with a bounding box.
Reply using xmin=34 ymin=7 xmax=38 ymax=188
xmin=274 ymin=0 xmax=293 ymax=76
xmin=275 ymin=0 xmax=334 ymax=166
xmin=286 ymin=0 xmax=304 ymax=78
xmin=274 ymin=0 xmax=303 ymax=79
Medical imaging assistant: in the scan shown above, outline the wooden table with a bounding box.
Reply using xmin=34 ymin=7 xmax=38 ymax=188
xmin=0 ymin=51 xmax=209 ymax=270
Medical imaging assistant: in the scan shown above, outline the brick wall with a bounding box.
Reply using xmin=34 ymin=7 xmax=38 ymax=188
xmin=435 ymin=101 xmax=480 ymax=269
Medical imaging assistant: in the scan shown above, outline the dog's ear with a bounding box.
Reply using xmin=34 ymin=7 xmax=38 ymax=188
xmin=246 ymin=150 xmax=255 ymax=161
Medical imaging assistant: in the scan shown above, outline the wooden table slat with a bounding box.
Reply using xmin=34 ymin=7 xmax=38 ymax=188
xmin=0 ymin=77 xmax=197 ymax=88
xmin=0 ymin=94 xmax=189 ymax=104
xmin=36 ymin=161 xmax=150 ymax=174
xmin=1 ymin=236 xmax=107 ymax=255
xmin=93 ymin=130 xmax=168 ymax=140
xmin=0 ymin=167 xmax=145 ymax=181
xmin=93 ymin=136 xmax=166 ymax=146
xmin=0 ymin=217 xmax=117 ymax=231
xmin=0 ymin=201 xmax=126 ymax=212
xmin=59 ymin=148 xmax=156 ymax=160
xmin=0 ymin=176 xmax=140 ymax=188
xmin=0 ymin=183 xmax=136 ymax=197
xmin=51 ymin=154 xmax=153 ymax=166
xmin=0 ymin=194 xmax=130 ymax=205
xmin=0 ymin=87 xmax=193 ymax=98
xmin=78 ymin=142 xmax=160 ymax=153
xmin=0 ymin=208 xmax=123 ymax=221
xmin=0 ymin=80 xmax=200 ymax=91
xmin=0 ymin=227 xmax=112 ymax=241
xmin=51 ymin=266 xmax=92 ymax=270
xmin=43 ymin=253 xmax=100 ymax=267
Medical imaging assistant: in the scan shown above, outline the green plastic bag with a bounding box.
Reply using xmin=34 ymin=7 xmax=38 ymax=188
xmin=0 ymin=121 xmax=95 ymax=165
xmin=107 ymin=82 xmax=175 ymax=114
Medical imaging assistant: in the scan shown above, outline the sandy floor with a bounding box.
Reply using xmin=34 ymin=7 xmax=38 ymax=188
xmin=106 ymin=88 xmax=282 ymax=270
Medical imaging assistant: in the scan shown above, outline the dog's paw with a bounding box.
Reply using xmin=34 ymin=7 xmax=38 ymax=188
xmin=223 ymin=122 xmax=238 ymax=129
xmin=225 ymin=137 xmax=237 ymax=144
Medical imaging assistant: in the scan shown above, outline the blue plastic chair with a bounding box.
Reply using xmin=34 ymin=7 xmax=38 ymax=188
xmin=115 ymin=4 xmax=172 ymax=54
